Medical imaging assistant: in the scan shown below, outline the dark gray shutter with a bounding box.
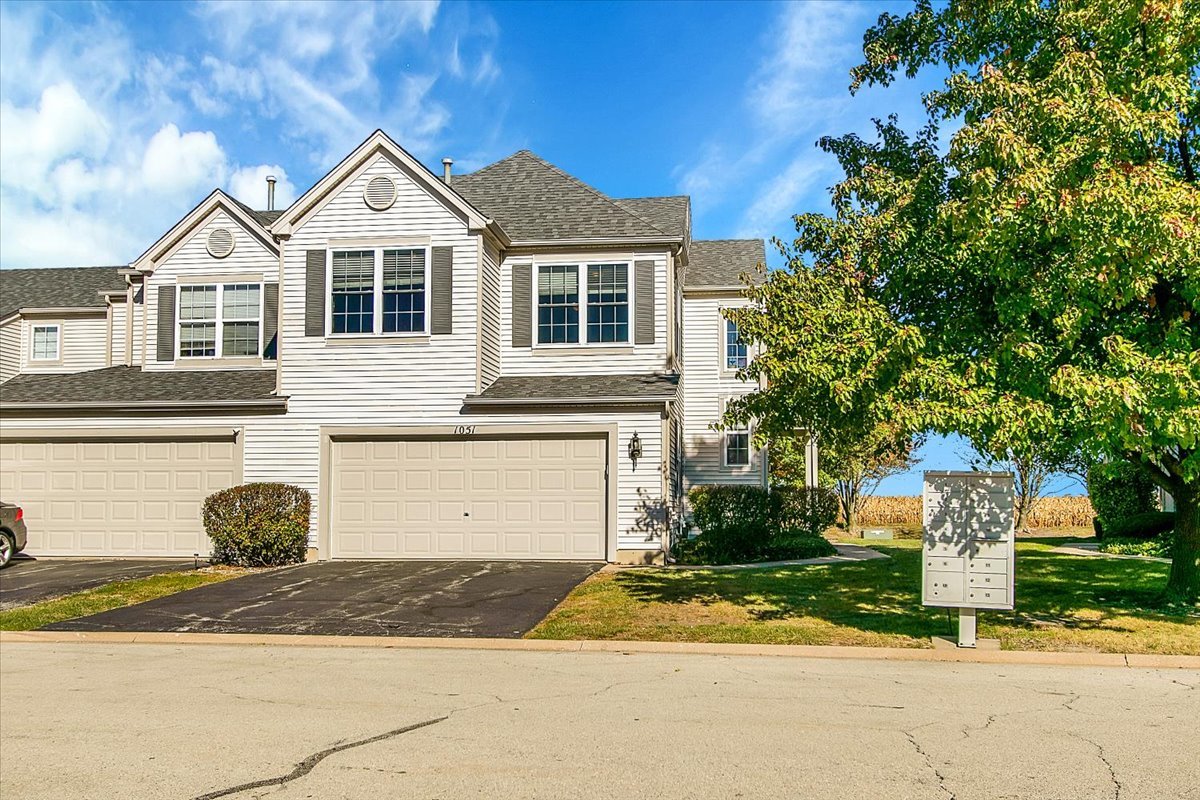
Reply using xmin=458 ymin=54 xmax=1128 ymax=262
xmin=634 ymin=260 xmax=655 ymax=345
xmin=512 ymin=262 xmax=532 ymax=348
xmin=305 ymin=250 xmax=325 ymax=336
xmin=156 ymin=285 xmax=175 ymax=361
xmin=263 ymin=282 xmax=279 ymax=359
xmin=431 ymin=246 xmax=453 ymax=335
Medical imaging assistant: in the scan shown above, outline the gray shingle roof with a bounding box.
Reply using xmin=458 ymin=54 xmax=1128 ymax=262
xmin=0 ymin=366 xmax=283 ymax=408
xmin=227 ymin=196 xmax=283 ymax=228
xmin=614 ymin=196 xmax=690 ymax=241
xmin=467 ymin=373 xmax=680 ymax=406
xmin=0 ymin=266 xmax=128 ymax=319
xmin=450 ymin=151 xmax=681 ymax=242
xmin=685 ymin=239 xmax=766 ymax=289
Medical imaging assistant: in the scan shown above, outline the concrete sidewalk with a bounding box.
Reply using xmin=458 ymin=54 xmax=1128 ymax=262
xmin=5 ymin=629 xmax=1197 ymax=669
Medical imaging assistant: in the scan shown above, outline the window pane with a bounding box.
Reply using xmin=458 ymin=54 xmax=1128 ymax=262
xmin=179 ymin=322 xmax=216 ymax=357
xmin=725 ymin=318 xmax=748 ymax=369
xmin=222 ymin=321 xmax=260 ymax=357
xmin=179 ymin=286 xmax=217 ymax=321
xmin=332 ymin=251 xmax=375 ymax=334
xmin=223 ymin=284 xmax=260 ymax=320
xmin=725 ymin=432 xmax=750 ymax=466
xmin=537 ymin=265 xmax=579 ymax=344
xmin=382 ymin=249 xmax=425 ymax=333
xmin=586 ymin=263 xmax=629 ymax=343
xmin=31 ymin=326 xmax=58 ymax=360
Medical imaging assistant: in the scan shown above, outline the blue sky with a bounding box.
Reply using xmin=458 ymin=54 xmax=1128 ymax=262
xmin=0 ymin=0 xmax=1058 ymax=495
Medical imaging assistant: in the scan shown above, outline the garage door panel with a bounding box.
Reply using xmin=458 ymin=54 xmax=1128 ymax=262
xmin=1 ymin=436 xmax=238 ymax=556
xmin=332 ymin=435 xmax=606 ymax=560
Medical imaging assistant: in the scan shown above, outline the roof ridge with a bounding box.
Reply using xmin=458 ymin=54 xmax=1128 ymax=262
xmin=693 ymin=237 xmax=764 ymax=243
xmin=515 ymin=151 xmax=675 ymax=238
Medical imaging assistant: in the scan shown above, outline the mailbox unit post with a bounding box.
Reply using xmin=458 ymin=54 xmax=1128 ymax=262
xmin=921 ymin=471 xmax=1015 ymax=648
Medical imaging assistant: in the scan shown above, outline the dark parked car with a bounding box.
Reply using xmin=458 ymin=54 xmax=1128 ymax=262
xmin=0 ymin=502 xmax=28 ymax=568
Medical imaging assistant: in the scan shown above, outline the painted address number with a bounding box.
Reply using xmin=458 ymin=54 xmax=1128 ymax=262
xmin=453 ymin=425 xmax=476 ymax=435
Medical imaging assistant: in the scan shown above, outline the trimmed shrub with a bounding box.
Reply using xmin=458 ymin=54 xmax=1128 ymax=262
xmin=761 ymin=530 xmax=837 ymax=561
xmin=203 ymin=483 xmax=311 ymax=567
xmin=688 ymin=485 xmax=775 ymax=563
xmin=773 ymin=486 xmax=839 ymax=537
xmin=1087 ymin=462 xmax=1157 ymax=536
xmin=682 ymin=485 xmax=838 ymax=564
xmin=1102 ymin=511 xmax=1175 ymax=540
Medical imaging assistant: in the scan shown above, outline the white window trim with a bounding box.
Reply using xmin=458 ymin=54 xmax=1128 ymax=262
xmin=720 ymin=311 xmax=750 ymax=377
xmin=720 ymin=396 xmax=754 ymax=468
xmin=175 ymin=283 xmax=264 ymax=361
xmin=531 ymin=259 xmax=635 ymax=348
xmin=29 ymin=322 xmax=61 ymax=363
xmin=326 ymin=244 xmax=432 ymax=338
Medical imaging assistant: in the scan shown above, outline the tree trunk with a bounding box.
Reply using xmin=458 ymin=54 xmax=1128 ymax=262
xmin=1165 ymin=484 xmax=1199 ymax=604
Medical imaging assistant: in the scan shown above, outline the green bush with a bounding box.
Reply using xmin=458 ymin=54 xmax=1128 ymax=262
xmin=1098 ymin=534 xmax=1173 ymax=559
xmin=1103 ymin=511 xmax=1175 ymax=540
xmin=773 ymin=486 xmax=839 ymax=537
xmin=761 ymin=530 xmax=837 ymax=561
xmin=203 ymin=483 xmax=311 ymax=567
xmin=681 ymin=485 xmax=838 ymax=564
xmin=1087 ymin=461 xmax=1157 ymax=536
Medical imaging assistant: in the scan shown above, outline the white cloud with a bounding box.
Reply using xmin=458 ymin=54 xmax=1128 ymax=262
xmin=0 ymin=0 xmax=509 ymax=267
xmin=141 ymin=125 xmax=227 ymax=193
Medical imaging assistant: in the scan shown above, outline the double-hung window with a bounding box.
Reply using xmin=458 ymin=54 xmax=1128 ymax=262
xmin=724 ymin=317 xmax=748 ymax=371
xmin=536 ymin=261 xmax=630 ymax=345
xmin=177 ymin=283 xmax=261 ymax=359
xmin=329 ymin=247 xmax=428 ymax=336
xmin=30 ymin=323 xmax=60 ymax=361
xmin=721 ymin=397 xmax=752 ymax=467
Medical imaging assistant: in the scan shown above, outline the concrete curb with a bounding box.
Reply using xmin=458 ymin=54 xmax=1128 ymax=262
xmin=3 ymin=630 xmax=1197 ymax=670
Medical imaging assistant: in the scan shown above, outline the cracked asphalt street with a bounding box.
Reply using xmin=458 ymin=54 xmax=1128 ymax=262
xmin=1 ymin=642 xmax=1196 ymax=799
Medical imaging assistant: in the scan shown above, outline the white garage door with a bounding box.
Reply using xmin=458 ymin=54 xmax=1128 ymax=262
xmin=0 ymin=432 xmax=240 ymax=557
xmin=331 ymin=435 xmax=607 ymax=560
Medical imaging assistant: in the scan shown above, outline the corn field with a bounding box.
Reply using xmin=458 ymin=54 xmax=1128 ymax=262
xmin=856 ymin=495 xmax=1094 ymax=528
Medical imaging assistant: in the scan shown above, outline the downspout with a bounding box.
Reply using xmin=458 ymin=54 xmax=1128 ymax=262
xmin=124 ymin=277 xmax=134 ymax=366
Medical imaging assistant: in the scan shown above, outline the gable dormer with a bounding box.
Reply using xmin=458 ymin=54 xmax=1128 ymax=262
xmin=137 ymin=191 xmax=282 ymax=370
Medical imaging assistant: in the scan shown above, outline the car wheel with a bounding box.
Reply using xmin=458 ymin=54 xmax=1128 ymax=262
xmin=0 ymin=532 xmax=13 ymax=568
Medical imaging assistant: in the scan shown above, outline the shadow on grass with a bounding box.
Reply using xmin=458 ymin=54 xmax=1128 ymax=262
xmin=611 ymin=544 xmax=1195 ymax=642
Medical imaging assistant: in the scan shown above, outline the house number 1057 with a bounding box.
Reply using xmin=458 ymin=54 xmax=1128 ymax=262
xmin=454 ymin=425 xmax=476 ymax=435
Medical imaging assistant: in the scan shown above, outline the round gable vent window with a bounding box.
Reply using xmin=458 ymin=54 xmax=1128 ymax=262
xmin=206 ymin=227 xmax=235 ymax=258
xmin=364 ymin=175 xmax=397 ymax=210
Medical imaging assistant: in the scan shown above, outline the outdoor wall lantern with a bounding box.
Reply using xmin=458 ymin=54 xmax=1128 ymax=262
xmin=628 ymin=431 xmax=643 ymax=466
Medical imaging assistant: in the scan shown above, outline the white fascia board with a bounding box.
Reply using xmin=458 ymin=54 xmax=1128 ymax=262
xmin=132 ymin=191 xmax=278 ymax=272
xmin=268 ymin=130 xmax=491 ymax=236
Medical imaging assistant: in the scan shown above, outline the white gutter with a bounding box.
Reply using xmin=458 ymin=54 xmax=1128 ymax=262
xmin=1 ymin=398 xmax=288 ymax=414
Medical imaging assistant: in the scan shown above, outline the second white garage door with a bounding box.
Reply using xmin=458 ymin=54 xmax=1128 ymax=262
xmin=0 ymin=432 xmax=240 ymax=557
xmin=331 ymin=435 xmax=607 ymax=560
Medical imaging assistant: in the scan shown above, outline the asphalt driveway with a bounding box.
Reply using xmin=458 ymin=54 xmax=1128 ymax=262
xmin=45 ymin=560 xmax=601 ymax=638
xmin=0 ymin=559 xmax=203 ymax=610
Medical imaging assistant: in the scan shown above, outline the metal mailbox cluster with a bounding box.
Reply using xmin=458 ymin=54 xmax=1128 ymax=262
xmin=921 ymin=471 xmax=1015 ymax=611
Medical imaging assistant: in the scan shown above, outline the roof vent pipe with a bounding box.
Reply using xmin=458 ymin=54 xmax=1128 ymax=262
xmin=266 ymin=175 xmax=277 ymax=211
xmin=442 ymin=158 xmax=453 ymax=183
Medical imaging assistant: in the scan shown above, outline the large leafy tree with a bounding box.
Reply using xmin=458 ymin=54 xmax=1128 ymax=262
xmin=729 ymin=0 xmax=1200 ymax=601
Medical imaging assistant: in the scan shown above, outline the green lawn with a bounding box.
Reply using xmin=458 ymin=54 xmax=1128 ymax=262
xmin=529 ymin=539 xmax=1200 ymax=654
xmin=0 ymin=570 xmax=245 ymax=631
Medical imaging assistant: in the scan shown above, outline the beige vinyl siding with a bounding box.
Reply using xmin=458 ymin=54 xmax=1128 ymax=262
xmin=109 ymin=300 xmax=127 ymax=366
xmin=479 ymin=239 xmax=502 ymax=389
xmin=143 ymin=210 xmax=278 ymax=371
xmin=680 ymin=293 xmax=764 ymax=490
xmin=0 ymin=318 xmax=19 ymax=382
xmin=274 ymin=155 xmax=667 ymax=553
xmin=499 ymin=250 xmax=672 ymax=376
xmin=18 ymin=314 xmax=108 ymax=375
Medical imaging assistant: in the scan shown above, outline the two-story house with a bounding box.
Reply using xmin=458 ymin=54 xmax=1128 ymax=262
xmin=0 ymin=131 xmax=814 ymax=564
